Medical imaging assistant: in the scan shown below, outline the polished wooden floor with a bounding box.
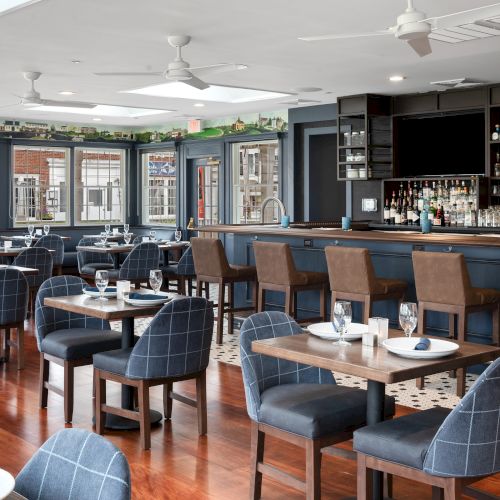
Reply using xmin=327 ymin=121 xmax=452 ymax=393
xmin=1 ymin=320 xmax=499 ymax=499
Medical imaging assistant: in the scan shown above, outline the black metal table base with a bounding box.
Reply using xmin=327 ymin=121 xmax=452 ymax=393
xmin=101 ymin=409 xmax=163 ymax=430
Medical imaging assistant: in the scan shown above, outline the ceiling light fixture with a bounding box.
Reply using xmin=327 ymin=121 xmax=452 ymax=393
xmin=92 ymin=117 xmax=102 ymax=121
xmin=389 ymin=75 xmax=406 ymax=82
xmin=0 ymin=0 xmax=42 ymax=16
xmin=193 ymin=103 xmax=205 ymax=107
xmin=58 ymin=90 xmax=76 ymax=95
xmin=71 ymin=59 xmax=81 ymax=64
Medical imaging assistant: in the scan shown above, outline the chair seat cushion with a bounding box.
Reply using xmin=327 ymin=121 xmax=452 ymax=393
xmin=353 ymin=407 xmax=451 ymax=470
xmin=374 ymin=278 xmax=407 ymax=295
xmin=162 ymin=264 xmax=179 ymax=277
xmin=106 ymin=269 xmax=120 ymax=280
xmin=41 ymin=328 xmax=122 ymax=360
xmin=471 ymin=287 xmax=500 ymax=305
xmin=228 ymin=264 xmax=257 ymax=280
xmin=63 ymin=251 xmax=78 ymax=268
xmin=294 ymin=271 xmax=329 ymax=286
xmin=80 ymin=263 xmax=114 ymax=275
xmin=93 ymin=348 xmax=133 ymax=375
xmin=259 ymin=384 xmax=396 ymax=439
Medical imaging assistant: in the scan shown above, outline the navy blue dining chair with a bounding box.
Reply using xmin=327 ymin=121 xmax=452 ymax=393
xmin=35 ymin=275 xmax=122 ymax=423
xmin=15 ymin=428 xmax=131 ymax=500
xmin=93 ymin=296 xmax=214 ymax=450
xmin=162 ymin=246 xmax=195 ymax=295
xmin=34 ymin=234 xmax=65 ymax=275
xmin=240 ymin=311 xmax=396 ymax=500
xmin=77 ymin=237 xmax=115 ymax=279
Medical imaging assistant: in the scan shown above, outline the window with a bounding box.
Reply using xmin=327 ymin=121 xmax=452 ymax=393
xmin=12 ymin=146 xmax=70 ymax=226
xmin=142 ymin=150 xmax=177 ymax=225
xmin=232 ymin=140 xmax=279 ymax=224
xmin=75 ymin=148 xmax=125 ymax=224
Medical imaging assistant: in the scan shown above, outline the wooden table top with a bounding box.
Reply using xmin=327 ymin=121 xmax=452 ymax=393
xmin=1 ymin=235 xmax=71 ymax=241
xmin=44 ymin=292 xmax=182 ymax=320
xmin=0 ymin=247 xmax=56 ymax=257
xmin=76 ymin=241 xmax=189 ymax=254
xmin=0 ymin=265 xmax=39 ymax=276
xmin=83 ymin=233 xmax=135 ymax=241
xmin=252 ymin=330 xmax=500 ymax=384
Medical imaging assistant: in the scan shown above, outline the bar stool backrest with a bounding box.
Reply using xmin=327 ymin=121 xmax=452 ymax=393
xmin=252 ymin=241 xmax=297 ymax=286
xmin=191 ymin=237 xmax=232 ymax=278
xmin=412 ymin=251 xmax=472 ymax=305
xmin=325 ymin=246 xmax=376 ymax=294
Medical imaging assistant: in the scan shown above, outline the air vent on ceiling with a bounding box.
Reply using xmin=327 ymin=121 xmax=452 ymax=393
xmin=429 ymin=16 xmax=500 ymax=44
xmin=430 ymin=78 xmax=485 ymax=89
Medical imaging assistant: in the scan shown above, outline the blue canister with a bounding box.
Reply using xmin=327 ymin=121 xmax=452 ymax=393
xmin=281 ymin=215 xmax=290 ymax=228
xmin=341 ymin=216 xmax=351 ymax=231
xmin=421 ymin=219 xmax=432 ymax=234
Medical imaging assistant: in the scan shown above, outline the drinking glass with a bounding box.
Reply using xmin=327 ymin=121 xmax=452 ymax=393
xmin=95 ymin=270 xmax=109 ymax=302
xmin=28 ymin=224 xmax=34 ymax=237
xmin=24 ymin=235 xmax=32 ymax=247
xmin=174 ymin=229 xmax=182 ymax=243
xmin=105 ymin=224 xmax=111 ymax=235
xmin=124 ymin=232 xmax=131 ymax=245
xmin=123 ymin=223 xmax=130 ymax=235
xmin=100 ymin=231 xmax=108 ymax=246
xmin=333 ymin=301 xmax=352 ymax=346
xmin=149 ymin=230 xmax=156 ymax=241
xmin=43 ymin=224 xmax=50 ymax=235
xmin=149 ymin=269 xmax=163 ymax=294
xmin=399 ymin=302 xmax=418 ymax=337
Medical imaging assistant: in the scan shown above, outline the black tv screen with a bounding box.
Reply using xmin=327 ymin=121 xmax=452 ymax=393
xmin=396 ymin=112 xmax=485 ymax=176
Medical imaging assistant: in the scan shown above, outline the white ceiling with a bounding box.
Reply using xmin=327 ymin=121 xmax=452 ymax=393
xmin=1 ymin=0 xmax=500 ymax=126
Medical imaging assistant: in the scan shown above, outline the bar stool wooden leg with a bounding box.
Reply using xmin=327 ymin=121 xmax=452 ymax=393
xmin=252 ymin=281 xmax=258 ymax=311
xmin=363 ymin=296 xmax=372 ymax=324
xmin=205 ymin=282 xmax=210 ymax=300
xmin=456 ymin=308 xmax=467 ymax=397
xmin=417 ymin=305 xmax=426 ymax=335
xmin=216 ymin=282 xmax=225 ymax=345
xmin=284 ymin=287 xmax=293 ymax=317
xmin=330 ymin=292 xmax=337 ymax=321
xmin=228 ymin=282 xmax=234 ymax=336
xmin=448 ymin=313 xmax=456 ymax=339
xmin=320 ymin=285 xmax=327 ymax=322
xmin=257 ymin=286 xmax=265 ymax=312
xmin=196 ymin=280 xmax=203 ymax=298
xmin=492 ymin=305 xmax=499 ymax=346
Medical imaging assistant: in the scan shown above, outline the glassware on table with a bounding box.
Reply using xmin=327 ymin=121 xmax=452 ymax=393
xmin=43 ymin=224 xmax=50 ymax=235
xmin=149 ymin=230 xmax=156 ymax=241
xmin=123 ymin=232 xmax=131 ymax=245
xmin=24 ymin=235 xmax=32 ymax=248
xmin=399 ymin=302 xmax=418 ymax=337
xmin=123 ymin=223 xmax=130 ymax=235
xmin=104 ymin=224 xmax=111 ymax=235
xmin=174 ymin=228 xmax=182 ymax=243
xmin=95 ymin=270 xmax=109 ymax=301
xmin=100 ymin=231 xmax=108 ymax=246
xmin=149 ymin=269 xmax=163 ymax=294
xmin=28 ymin=224 xmax=35 ymax=237
xmin=332 ymin=300 xmax=352 ymax=346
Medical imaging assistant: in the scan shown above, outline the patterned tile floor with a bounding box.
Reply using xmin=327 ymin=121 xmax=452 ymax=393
xmin=112 ymin=316 xmax=476 ymax=411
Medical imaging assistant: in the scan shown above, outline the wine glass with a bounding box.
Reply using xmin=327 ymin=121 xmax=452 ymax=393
xmin=333 ymin=301 xmax=352 ymax=346
xmin=399 ymin=302 xmax=418 ymax=337
xmin=123 ymin=223 xmax=129 ymax=235
xmin=105 ymin=224 xmax=111 ymax=235
xmin=174 ymin=228 xmax=182 ymax=243
xmin=43 ymin=224 xmax=50 ymax=235
xmin=149 ymin=269 xmax=163 ymax=294
xmin=24 ymin=235 xmax=32 ymax=248
xmin=95 ymin=270 xmax=109 ymax=301
xmin=123 ymin=232 xmax=131 ymax=245
xmin=100 ymin=231 xmax=108 ymax=246
xmin=28 ymin=224 xmax=34 ymax=237
xmin=149 ymin=230 xmax=156 ymax=241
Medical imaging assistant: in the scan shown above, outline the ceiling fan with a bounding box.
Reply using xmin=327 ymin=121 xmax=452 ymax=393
xmin=298 ymin=0 xmax=500 ymax=57
xmin=94 ymin=35 xmax=247 ymax=90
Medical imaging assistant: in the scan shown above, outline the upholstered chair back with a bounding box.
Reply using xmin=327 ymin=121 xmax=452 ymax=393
xmin=191 ymin=237 xmax=232 ymax=278
xmin=253 ymin=241 xmax=300 ymax=286
xmin=34 ymin=234 xmax=64 ymax=267
xmin=125 ymin=297 xmax=213 ymax=379
xmin=177 ymin=246 xmax=195 ymax=276
xmin=77 ymin=237 xmax=114 ymax=272
xmin=119 ymin=242 xmax=160 ymax=280
xmin=240 ymin=311 xmax=335 ymax=421
xmin=0 ymin=268 xmax=29 ymax=326
xmin=12 ymin=247 xmax=53 ymax=288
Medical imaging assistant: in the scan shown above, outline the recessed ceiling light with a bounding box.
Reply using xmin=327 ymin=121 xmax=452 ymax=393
xmin=389 ymin=75 xmax=406 ymax=82
xmin=0 ymin=0 xmax=42 ymax=16
xmin=293 ymin=87 xmax=322 ymax=93
xmin=31 ymin=104 xmax=173 ymax=118
xmin=123 ymin=83 xmax=291 ymax=104
xmin=193 ymin=103 xmax=205 ymax=107
xmin=92 ymin=117 xmax=102 ymax=121
xmin=58 ymin=90 xmax=76 ymax=95
xmin=71 ymin=59 xmax=81 ymax=64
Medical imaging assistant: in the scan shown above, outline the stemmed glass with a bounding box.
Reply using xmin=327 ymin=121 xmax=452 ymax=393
xmin=43 ymin=224 xmax=50 ymax=235
xmin=174 ymin=228 xmax=182 ymax=243
xmin=333 ymin=301 xmax=352 ymax=346
xmin=149 ymin=269 xmax=163 ymax=294
xmin=28 ymin=224 xmax=34 ymax=237
xmin=24 ymin=235 xmax=32 ymax=248
xmin=105 ymin=224 xmax=111 ymax=235
xmin=100 ymin=231 xmax=108 ymax=246
xmin=399 ymin=302 xmax=418 ymax=337
xmin=124 ymin=232 xmax=131 ymax=245
xmin=123 ymin=224 xmax=129 ymax=235
xmin=149 ymin=230 xmax=156 ymax=241
xmin=95 ymin=270 xmax=109 ymax=302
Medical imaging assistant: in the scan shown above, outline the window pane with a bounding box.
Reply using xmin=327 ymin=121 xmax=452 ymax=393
xmin=142 ymin=150 xmax=176 ymax=225
xmin=75 ymin=148 xmax=125 ymax=224
xmin=12 ymin=146 xmax=70 ymax=226
xmin=232 ymin=140 xmax=279 ymax=224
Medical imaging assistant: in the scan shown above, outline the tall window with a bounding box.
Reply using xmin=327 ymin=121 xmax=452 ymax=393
xmin=142 ymin=150 xmax=177 ymax=225
xmin=232 ymin=140 xmax=279 ymax=224
xmin=75 ymin=148 xmax=125 ymax=224
xmin=12 ymin=146 xmax=70 ymax=226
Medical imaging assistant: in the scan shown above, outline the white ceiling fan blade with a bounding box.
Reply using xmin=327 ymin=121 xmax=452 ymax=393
xmin=93 ymin=71 xmax=162 ymax=77
xmin=190 ymin=63 xmax=247 ymax=77
xmin=298 ymin=29 xmax=393 ymax=41
xmin=407 ymin=36 xmax=432 ymax=57
xmin=426 ymin=3 xmax=500 ymax=30
xmin=41 ymin=99 xmax=96 ymax=109
xmin=183 ymin=75 xmax=210 ymax=91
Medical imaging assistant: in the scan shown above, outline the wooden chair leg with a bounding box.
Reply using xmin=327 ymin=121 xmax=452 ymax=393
xmin=163 ymin=381 xmax=173 ymax=420
xmin=205 ymin=282 xmax=210 ymax=300
xmin=432 ymin=486 xmax=444 ymax=500
xmin=138 ymin=381 xmax=151 ymax=450
xmin=456 ymin=308 xmax=467 ymax=397
xmin=196 ymin=371 xmax=207 ymax=436
xmin=196 ymin=280 xmax=202 ymax=297
xmin=178 ymin=276 xmax=186 ymax=296
xmin=385 ymin=473 xmax=393 ymax=499
xmin=284 ymin=287 xmax=293 ymax=317
xmin=492 ymin=305 xmax=499 ymax=346
xmin=319 ymin=285 xmax=327 ymax=322
xmin=216 ymin=282 xmax=225 ymax=345
xmin=249 ymin=421 xmax=265 ymax=500
xmin=39 ymin=354 xmax=50 ymax=408
xmin=16 ymin=324 xmax=24 ymax=370
xmin=305 ymin=439 xmax=322 ymax=500
xmin=357 ymin=454 xmax=373 ymax=500
xmin=228 ymin=282 xmax=234 ymax=336
xmin=95 ymin=369 xmax=106 ymax=435
xmin=443 ymin=478 xmax=462 ymax=500
xmin=257 ymin=287 xmax=265 ymax=313
xmin=4 ymin=328 xmax=10 ymax=361
xmin=64 ymin=361 xmax=74 ymax=423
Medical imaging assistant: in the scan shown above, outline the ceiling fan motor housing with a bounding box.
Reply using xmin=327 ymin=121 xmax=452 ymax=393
xmin=396 ymin=9 xmax=431 ymax=40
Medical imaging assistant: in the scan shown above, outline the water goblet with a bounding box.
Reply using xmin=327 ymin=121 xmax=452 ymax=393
xmin=95 ymin=270 xmax=109 ymax=302
xmin=100 ymin=231 xmax=108 ymax=246
xmin=333 ymin=301 xmax=352 ymax=346
xmin=43 ymin=224 xmax=50 ymax=235
xmin=24 ymin=235 xmax=32 ymax=248
xmin=105 ymin=224 xmax=111 ymax=235
xmin=123 ymin=224 xmax=129 ymax=235
xmin=399 ymin=302 xmax=418 ymax=337
xmin=149 ymin=230 xmax=156 ymax=241
xmin=124 ymin=232 xmax=131 ymax=245
xmin=149 ymin=269 xmax=163 ymax=294
xmin=174 ymin=228 xmax=182 ymax=243
xmin=28 ymin=224 xmax=34 ymax=237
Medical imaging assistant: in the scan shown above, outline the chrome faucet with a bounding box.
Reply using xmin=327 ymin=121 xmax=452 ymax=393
xmin=260 ymin=196 xmax=286 ymax=223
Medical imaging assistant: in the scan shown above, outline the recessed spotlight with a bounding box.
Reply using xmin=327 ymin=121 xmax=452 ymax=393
xmin=92 ymin=117 xmax=102 ymax=121
xmin=389 ymin=75 xmax=406 ymax=82
xmin=71 ymin=59 xmax=81 ymax=64
xmin=293 ymin=86 xmax=322 ymax=93
xmin=58 ymin=90 xmax=76 ymax=95
xmin=193 ymin=103 xmax=205 ymax=107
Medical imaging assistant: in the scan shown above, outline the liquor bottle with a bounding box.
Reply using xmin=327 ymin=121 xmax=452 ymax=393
xmin=450 ymin=204 xmax=457 ymax=226
xmin=407 ymin=199 xmax=414 ymax=226
xmin=417 ymin=185 xmax=424 ymax=212
xmin=435 ymin=204 xmax=444 ymax=226
xmin=470 ymin=202 xmax=477 ymax=227
xmin=492 ymin=124 xmax=500 ymax=141
xmin=384 ymin=198 xmax=391 ymax=224
xmin=401 ymin=193 xmax=408 ymax=225
xmin=395 ymin=194 xmax=402 ymax=225
xmin=389 ymin=192 xmax=397 ymax=225
xmin=444 ymin=205 xmax=450 ymax=227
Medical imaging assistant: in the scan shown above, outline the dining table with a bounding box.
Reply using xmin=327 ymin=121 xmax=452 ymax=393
xmin=0 ymin=265 xmax=39 ymax=276
xmin=251 ymin=329 xmax=500 ymax=500
xmin=43 ymin=291 xmax=182 ymax=430
xmin=83 ymin=232 xmax=135 ymax=242
xmin=1 ymin=234 xmax=71 ymax=242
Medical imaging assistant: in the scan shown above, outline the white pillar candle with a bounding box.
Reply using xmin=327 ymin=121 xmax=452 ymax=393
xmin=116 ymin=280 xmax=131 ymax=300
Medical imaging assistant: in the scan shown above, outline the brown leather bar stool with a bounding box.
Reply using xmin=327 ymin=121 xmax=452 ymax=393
xmin=191 ymin=237 xmax=257 ymax=345
xmin=412 ymin=251 xmax=500 ymax=397
xmin=325 ymin=246 xmax=407 ymax=324
xmin=253 ymin=241 xmax=328 ymax=322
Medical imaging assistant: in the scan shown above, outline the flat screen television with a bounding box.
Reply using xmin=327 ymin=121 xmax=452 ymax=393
xmin=396 ymin=112 xmax=485 ymax=177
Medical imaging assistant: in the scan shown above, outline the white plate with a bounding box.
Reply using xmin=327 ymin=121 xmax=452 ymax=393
xmin=307 ymin=322 xmax=367 ymax=340
xmin=383 ymin=337 xmax=459 ymax=359
xmin=83 ymin=287 xmax=117 ymax=298
xmin=0 ymin=468 xmax=15 ymax=499
xmin=124 ymin=291 xmax=171 ymax=306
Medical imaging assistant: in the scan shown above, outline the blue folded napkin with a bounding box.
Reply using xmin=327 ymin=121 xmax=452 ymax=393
xmin=128 ymin=292 xmax=165 ymax=301
xmin=414 ymin=337 xmax=431 ymax=351
xmin=85 ymin=286 xmax=116 ymax=293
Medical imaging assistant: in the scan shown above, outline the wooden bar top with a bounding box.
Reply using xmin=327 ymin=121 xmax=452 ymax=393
xmin=196 ymin=224 xmax=500 ymax=248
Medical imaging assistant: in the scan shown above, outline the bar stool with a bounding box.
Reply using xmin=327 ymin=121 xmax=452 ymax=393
xmin=191 ymin=237 xmax=257 ymax=345
xmin=253 ymin=241 xmax=328 ymax=322
xmin=325 ymin=246 xmax=407 ymax=323
xmin=412 ymin=251 xmax=500 ymax=397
